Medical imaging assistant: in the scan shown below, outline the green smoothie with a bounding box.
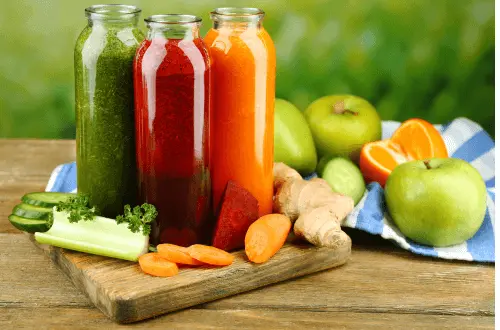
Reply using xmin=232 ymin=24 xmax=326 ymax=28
xmin=75 ymin=5 xmax=144 ymax=217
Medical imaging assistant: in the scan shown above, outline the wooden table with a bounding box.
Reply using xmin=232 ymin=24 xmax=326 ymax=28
xmin=0 ymin=139 xmax=494 ymax=329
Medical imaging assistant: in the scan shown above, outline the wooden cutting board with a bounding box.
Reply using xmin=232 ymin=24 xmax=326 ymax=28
xmin=29 ymin=234 xmax=351 ymax=323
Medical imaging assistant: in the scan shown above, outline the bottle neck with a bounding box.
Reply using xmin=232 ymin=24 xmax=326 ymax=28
xmin=147 ymin=23 xmax=200 ymax=40
xmin=88 ymin=17 xmax=140 ymax=29
xmin=213 ymin=20 xmax=262 ymax=31
xmin=210 ymin=7 xmax=264 ymax=33
xmin=85 ymin=4 xmax=141 ymax=29
xmin=144 ymin=15 xmax=202 ymax=40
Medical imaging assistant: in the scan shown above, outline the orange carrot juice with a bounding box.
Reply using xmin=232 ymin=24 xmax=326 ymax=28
xmin=205 ymin=8 xmax=276 ymax=217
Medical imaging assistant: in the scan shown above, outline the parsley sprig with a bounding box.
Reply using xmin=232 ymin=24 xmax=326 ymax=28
xmin=56 ymin=194 xmax=98 ymax=223
xmin=56 ymin=194 xmax=157 ymax=236
xmin=116 ymin=204 xmax=157 ymax=236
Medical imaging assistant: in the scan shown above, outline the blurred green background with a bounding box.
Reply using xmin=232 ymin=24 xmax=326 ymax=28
xmin=0 ymin=0 xmax=494 ymax=139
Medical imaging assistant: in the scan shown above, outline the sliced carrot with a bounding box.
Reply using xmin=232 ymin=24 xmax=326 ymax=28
xmin=187 ymin=244 xmax=234 ymax=266
xmin=259 ymin=213 xmax=293 ymax=240
xmin=138 ymin=252 xmax=179 ymax=277
xmin=157 ymin=243 xmax=204 ymax=266
xmin=245 ymin=222 xmax=277 ymax=263
xmin=245 ymin=214 xmax=291 ymax=264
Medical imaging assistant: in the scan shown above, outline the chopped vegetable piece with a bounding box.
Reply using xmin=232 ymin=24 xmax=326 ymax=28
xmin=139 ymin=253 xmax=179 ymax=277
xmin=187 ymin=244 xmax=234 ymax=266
xmin=212 ymin=180 xmax=259 ymax=251
xmin=22 ymin=192 xmax=75 ymax=208
xmin=157 ymin=244 xmax=204 ymax=266
xmin=274 ymin=162 xmax=353 ymax=249
xmin=13 ymin=203 xmax=52 ymax=220
xmin=35 ymin=210 xmax=149 ymax=261
xmin=8 ymin=214 xmax=51 ymax=233
xmin=245 ymin=214 xmax=292 ymax=264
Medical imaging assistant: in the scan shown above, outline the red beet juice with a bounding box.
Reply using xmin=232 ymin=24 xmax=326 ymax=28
xmin=133 ymin=15 xmax=212 ymax=246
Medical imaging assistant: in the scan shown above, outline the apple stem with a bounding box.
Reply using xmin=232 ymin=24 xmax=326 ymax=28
xmin=333 ymin=101 xmax=358 ymax=116
xmin=423 ymin=160 xmax=432 ymax=170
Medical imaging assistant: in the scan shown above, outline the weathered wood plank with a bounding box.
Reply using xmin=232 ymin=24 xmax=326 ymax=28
xmin=0 ymin=139 xmax=75 ymax=177
xmin=0 ymin=308 xmax=493 ymax=329
xmin=0 ymin=234 xmax=92 ymax=308
xmin=30 ymin=234 xmax=351 ymax=323
xmin=0 ymin=233 xmax=493 ymax=317
xmin=205 ymin=246 xmax=495 ymax=316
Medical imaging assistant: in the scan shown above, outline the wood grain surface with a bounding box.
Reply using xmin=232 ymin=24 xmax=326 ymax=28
xmin=30 ymin=235 xmax=351 ymax=323
xmin=0 ymin=139 xmax=495 ymax=329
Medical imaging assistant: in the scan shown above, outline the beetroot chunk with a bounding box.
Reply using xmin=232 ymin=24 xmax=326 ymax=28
xmin=212 ymin=180 xmax=259 ymax=251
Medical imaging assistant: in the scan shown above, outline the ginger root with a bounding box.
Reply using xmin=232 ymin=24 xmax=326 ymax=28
xmin=273 ymin=162 xmax=302 ymax=191
xmin=273 ymin=162 xmax=354 ymax=249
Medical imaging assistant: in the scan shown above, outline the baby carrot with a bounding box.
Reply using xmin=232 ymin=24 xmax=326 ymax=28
xmin=245 ymin=214 xmax=291 ymax=264
xmin=138 ymin=252 xmax=179 ymax=277
xmin=187 ymin=244 xmax=234 ymax=266
xmin=157 ymin=244 xmax=204 ymax=266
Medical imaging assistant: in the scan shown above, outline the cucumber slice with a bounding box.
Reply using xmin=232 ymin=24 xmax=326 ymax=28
xmin=12 ymin=203 xmax=52 ymax=220
xmin=21 ymin=192 xmax=75 ymax=208
xmin=8 ymin=214 xmax=51 ymax=233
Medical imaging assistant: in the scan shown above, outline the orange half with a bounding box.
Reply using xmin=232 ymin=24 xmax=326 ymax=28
xmin=391 ymin=118 xmax=448 ymax=160
xmin=360 ymin=118 xmax=448 ymax=187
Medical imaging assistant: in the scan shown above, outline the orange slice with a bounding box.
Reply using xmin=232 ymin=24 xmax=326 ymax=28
xmin=360 ymin=118 xmax=448 ymax=187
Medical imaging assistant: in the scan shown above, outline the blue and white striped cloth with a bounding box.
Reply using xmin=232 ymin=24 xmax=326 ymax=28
xmin=343 ymin=117 xmax=495 ymax=263
xmin=45 ymin=117 xmax=495 ymax=262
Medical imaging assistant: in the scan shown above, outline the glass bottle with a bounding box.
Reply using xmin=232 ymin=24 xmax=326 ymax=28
xmin=205 ymin=8 xmax=276 ymax=217
xmin=75 ymin=5 xmax=143 ymax=217
xmin=134 ymin=15 xmax=212 ymax=246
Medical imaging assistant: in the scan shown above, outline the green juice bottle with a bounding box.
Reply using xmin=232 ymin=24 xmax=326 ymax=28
xmin=74 ymin=5 xmax=143 ymax=217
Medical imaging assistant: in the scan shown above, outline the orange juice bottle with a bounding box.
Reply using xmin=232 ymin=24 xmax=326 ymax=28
xmin=205 ymin=8 xmax=276 ymax=217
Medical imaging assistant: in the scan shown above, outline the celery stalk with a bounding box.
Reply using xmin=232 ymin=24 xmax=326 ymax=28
xmin=35 ymin=209 xmax=149 ymax=261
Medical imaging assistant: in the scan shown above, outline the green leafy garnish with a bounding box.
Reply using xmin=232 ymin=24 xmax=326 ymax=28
xmin=56 ymin=195 xmax=156 ymax=236
xmin=56 ymin=194 xmax=98 ymax=223
xmin=116 ymin=204 xmax=157 ymax=236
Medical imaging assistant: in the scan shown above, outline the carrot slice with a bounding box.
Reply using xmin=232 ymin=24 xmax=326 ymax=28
xmin=187 ymin=244 xmax=234 ymax=266
xmin=138 ymin=252 xmax=179 ymax=277
xmin=245 ymin=222 xmax=277 ymax=263
xmin=245 ymin=214 xmax=291 ymax=264
xmin=157 ymin=244 xmax=204 ymax=266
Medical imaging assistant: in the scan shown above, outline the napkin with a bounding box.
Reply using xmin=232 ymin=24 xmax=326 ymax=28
xmin=342 ymin=117 xmax=495 ymax=262
xmin=45 ymin=117 xmax=495 ymax=262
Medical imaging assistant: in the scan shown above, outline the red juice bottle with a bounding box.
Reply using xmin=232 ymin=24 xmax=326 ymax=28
xmin=134 ymin=15 xmax=212 ymax=246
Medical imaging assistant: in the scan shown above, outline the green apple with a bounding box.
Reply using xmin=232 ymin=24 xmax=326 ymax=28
xmin=274 ymin=98 xmax=317 ymax=175
xmin=317 ymin=156 xmax=366 ymax=205
xmin=304 ymin=94 xmax=381 ymax=163
xmin=385 ymin=158 xmax=487 ymax=247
